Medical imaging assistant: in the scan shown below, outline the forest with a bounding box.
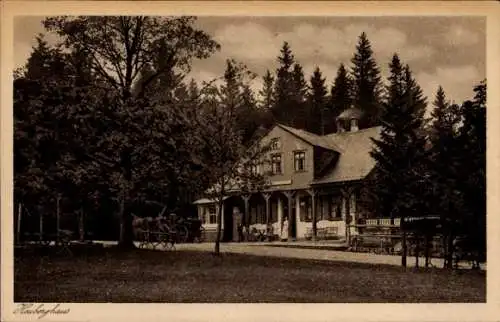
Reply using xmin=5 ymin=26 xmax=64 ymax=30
xmin=13 ymin=17 xmax=485 ymax=262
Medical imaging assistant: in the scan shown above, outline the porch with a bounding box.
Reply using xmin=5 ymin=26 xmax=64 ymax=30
xmin=194 ymin=186 xmax=364 ymax=243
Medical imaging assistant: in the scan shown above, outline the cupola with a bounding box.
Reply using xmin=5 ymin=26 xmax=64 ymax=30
xmin=336 ymin=105 xmax=363 ymax=133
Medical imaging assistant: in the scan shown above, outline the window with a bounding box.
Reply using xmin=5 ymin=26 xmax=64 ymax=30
xmin=271 ymin=154 xmax=282 ymax=175
xmin=330 ymin=197 xmax=341 ymax=219
xmin=299 ymin=197 xmax=312 ymax=222
xmin=270 ymin=138 xmax=281 ymax=150
xmin=319 ymin=196 xmax=330 ymax=221
xmin=250 ymin=163 xmax=260 ymax=175
xmin=294 ymin=151 xmax=305 ymax=172
xmin=206 ymin=206 xmax=217 ymax=224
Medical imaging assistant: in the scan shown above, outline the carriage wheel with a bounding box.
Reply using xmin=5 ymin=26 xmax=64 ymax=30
xmin=159 ymin=232 xmax=173 ymax=250
xmin=137 ymin=231 xmax=149 ymax=249
xmin=176 ymin=225 xmax=189 ymax=244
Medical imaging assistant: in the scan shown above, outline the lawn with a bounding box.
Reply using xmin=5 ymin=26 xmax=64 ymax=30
xmin=14 ymin=246 xmax=485 ymax=303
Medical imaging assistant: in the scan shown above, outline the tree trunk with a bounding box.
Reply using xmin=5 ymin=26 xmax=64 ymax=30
xmin=401 ymin=231 xmax=407 ymax=267
xmin=214 ymin=198 xmax=224 ymax=256
xmin=118 ymin=150 xmax=136 ymax=250
xmin=79 ymin=209 xmax=85 ymax=242
xmin=118 ymin=185 xmax=136 ymax=249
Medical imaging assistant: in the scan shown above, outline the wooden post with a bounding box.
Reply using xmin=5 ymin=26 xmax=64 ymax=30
xmin=307 ymin=189 xmax=317 ymax=242
xmin=341 ymin=188 xmax=349 ymax=242
xmin=242 ymin=195 xmax=250 ymax=241
xmin=425 ymin=235 xmax=430 ymax=268
xmin=17 ymin=203 xmax=22 ymax=245
xmin=263 ymin=193 xmax=271 ymax=225
xmin=402 ymin=230 xmax=407 ymax=267
xmin=284 ymin=191 xmax=295 ymax=242
xmin=415 ymin=237 xmax=420 ymax=268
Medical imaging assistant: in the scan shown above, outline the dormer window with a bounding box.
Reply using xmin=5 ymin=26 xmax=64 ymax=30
xmin=250 ymin=163 xmax=260 ymax=175
xmin=336 ymin=106 xmax=363 ymax=133
xmin=270 ymin=138 xmax=281 ymax=150
xmin=350 ymin=119 xmax=359 ymax=132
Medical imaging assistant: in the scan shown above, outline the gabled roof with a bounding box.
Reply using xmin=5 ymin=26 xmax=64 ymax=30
xmin=312 ymin=126 xmax=382 ymax=184
xmin=277 ymin=124 xmax=343 ymax=153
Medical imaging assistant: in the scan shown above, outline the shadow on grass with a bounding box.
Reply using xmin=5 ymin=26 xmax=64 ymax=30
xmin=14 ymin=246 xmax=485 ymax=303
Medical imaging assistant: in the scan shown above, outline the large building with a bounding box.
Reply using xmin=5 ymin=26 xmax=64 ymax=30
xmin=193 ymin=108 xmax=383 ymax=242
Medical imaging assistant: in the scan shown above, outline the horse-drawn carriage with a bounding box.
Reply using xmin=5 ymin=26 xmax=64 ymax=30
xmin=132 ymin=206 xmax=205 ymax=249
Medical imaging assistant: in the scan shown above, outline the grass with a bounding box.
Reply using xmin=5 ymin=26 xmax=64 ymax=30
xmin=14 ymin=246 xmax=485 ymax=303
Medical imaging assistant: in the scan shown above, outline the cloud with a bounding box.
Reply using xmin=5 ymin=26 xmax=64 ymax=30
xmin=213 ymin=22 xmax=434 ymax=73
xmin=416 ymin=65 xmax=481 ymax=114
xmin=213 ymin=22 xmax=282 ymax=63
xmin=444 ymin=25 xmax=480 ymax=46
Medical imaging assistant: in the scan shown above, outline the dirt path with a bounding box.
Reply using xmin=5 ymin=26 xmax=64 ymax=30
xmin=96 ymin=240 xmax=485 ymax=270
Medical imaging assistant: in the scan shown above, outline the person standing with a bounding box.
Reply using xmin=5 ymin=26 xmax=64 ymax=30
xmin=234 ymin=208 xmax=243 ymax=242
xmin=281 ymin=216 xmax=289 ymax=241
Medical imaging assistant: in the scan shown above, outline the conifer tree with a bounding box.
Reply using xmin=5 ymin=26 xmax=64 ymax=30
xmin=329 ymin=63 xmax=352 ymax=133
xmin=427 ymin=85 xmax=463 ymax=268
xmin=308 ymin=67 xmax=328 ymax=135
xmin=273 ymin=42 xmax=295 ymax=125
xmin=291 ymin=63 xmax=309 ymax=129
xmin=259 ymin=69 xmax=274 ymax=111
xmin=454 ymin=80 xmax=486 ymax=267
xmin=369 ymin=57 xmax=428 ymax=267
xmin=350 ymin=32 xmax=383 ymax=128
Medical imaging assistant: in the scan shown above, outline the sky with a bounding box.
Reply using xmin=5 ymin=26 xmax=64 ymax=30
xmin=14 ymin=16 xmax=485 ymax=110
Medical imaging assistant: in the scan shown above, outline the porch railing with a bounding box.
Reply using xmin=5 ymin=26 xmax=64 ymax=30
xmin=363 ymin=218 xmax=401 ymax=227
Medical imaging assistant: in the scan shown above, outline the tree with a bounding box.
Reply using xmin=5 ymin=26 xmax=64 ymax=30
xmin=290 ymin=63 xmax=309 ymax=129
xmin=272 ymin=42 xmax=295 ymax=126
xmin=453 ymin=80 xmax=486 ymax=268
xmin=329 ymin=63 xmax=352 ymax=134
xmin=257 ymin=69 xmax=276 ymax=130
xmin=41 ymin=16 xmax=220 ymax=248
xmin=259 ymin=69 xmax=274 ymax=111
xmin=196 ymin=63 xmax=270 ymax=255
xmin=14 ymin=36 xmax=101 ymax=228
xmin=307 ymin=67 xmax=328 ymax=135
xmin=350 ymin=32 xmax=384 ymax=128
xmin=369 ymin=57 xmax=428 ymax=267
xmin=427 ymin=86 xmax=463 ymax=268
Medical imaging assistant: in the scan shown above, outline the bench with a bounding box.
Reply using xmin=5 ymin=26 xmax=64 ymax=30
xmin=305 ymin=226 xmax=339 ymax=240
xmin=351 ymin=234 xmax=401 ymax=254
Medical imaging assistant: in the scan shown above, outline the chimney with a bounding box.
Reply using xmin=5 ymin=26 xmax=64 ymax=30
xmin=350 ymin=119 xmax=359 ymax=132
xmin=336 ymin=120 xmax=345 ymax=133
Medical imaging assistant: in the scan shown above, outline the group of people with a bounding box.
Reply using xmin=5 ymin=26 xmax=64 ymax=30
xmin=234 ymin=207 xmax=289 ymax=242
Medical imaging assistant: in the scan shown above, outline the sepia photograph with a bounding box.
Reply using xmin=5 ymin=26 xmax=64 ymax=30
xmin=2 ymin=1 xmax=499 ymax=321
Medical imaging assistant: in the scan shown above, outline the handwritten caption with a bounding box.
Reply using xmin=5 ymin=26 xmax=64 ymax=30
xmin=13 ymin=303 xmax=71 ymax=320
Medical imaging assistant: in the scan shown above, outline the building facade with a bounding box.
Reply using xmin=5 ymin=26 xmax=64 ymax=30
xmin=194 ymin=109 xmax=383 ymax=242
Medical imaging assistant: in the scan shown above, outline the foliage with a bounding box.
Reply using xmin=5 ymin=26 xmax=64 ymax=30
xmin=368 ymin=55 xmax=428 ymax=219
xmin=15 ymin=16 xmax=220 ymax=247
xmin=307 ymin=67 xmax=328 ymax=135
xmin=195 ymin=60 xmax=271 ymax=255
xmin=350 ymin=32 xmax=384 ymax=128
xmin=328 ymin=63 xmax=352 ymax=133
